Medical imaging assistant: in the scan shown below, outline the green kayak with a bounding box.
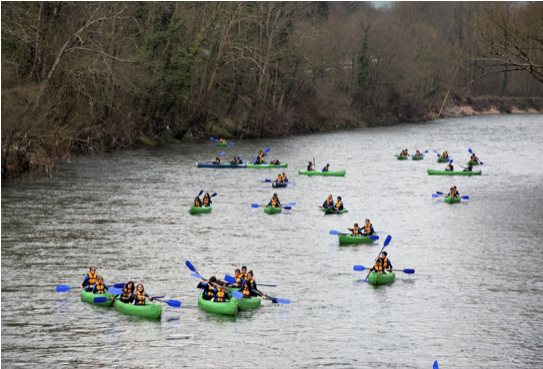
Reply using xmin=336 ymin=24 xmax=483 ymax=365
xmin=437 ymin=157 xmax=449 ymax=163
xmin=298 ymin=170 xmax=346 ymax=177
xmin=217 ymin=142 xmax=227 ymax=146
xmin=264 ymin=206 xmax=282 ymax=214
xmin=444 ymin=196 xmax=461 ymax=204
xmin=246 ymin=163 xmax=288 ymax=169
xmin=427 ymin=169 xmax=481 ymax=176
xmin=397 ymin=155 xmax=408 ymax=160
xmin=81 ymin=289 xmax=115 ymax=307
xmin=189 ymin=205 xmax=212 ymax=214
xmin=239 ymin=296 xmax=262 ymax=311
xmin=412 ymin=155 xmax=424 ymax=160
xmin=367 ymin=271 xmax=395 ymax=286
xmin=467 ymin=161 xmax=480 ymax=166
xmin=114 ymin=299 xmax=162 ymax=319
xmin=321 ymin=207 xmax=348 ymax=214
xmin=198 ymin=291 xmax=239 ymax=316
xmin=338 ymin=234 xmax=376 ymax=245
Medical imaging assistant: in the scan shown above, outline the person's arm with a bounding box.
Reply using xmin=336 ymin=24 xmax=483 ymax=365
xmin=104 ymin=283 xmax=109 ymax=291
xmin=81 ymin=275 xmax=89 ymax=288
xmin=92 ymin=283 xmax=97 ymax=293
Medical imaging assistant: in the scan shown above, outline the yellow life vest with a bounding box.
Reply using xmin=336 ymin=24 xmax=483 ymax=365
xmin=122 ymin=286 xmax=133 ymax=299
xmin=277 ymin=175 xmax=282 ymax=182
xmin=235 ymin=275 xmax=242 ymax=284
xmin=308 ymin=164 xmax=313 ymax=171
xmin=219 ymin=138 xmax=225 ymax=143
xmin=334 ymin=201 xmax=342 ymax=210
xmin=203 ymin=197 xmax=210 ymax=206
xmin=416 ymin=151 xmax=420 ymax=156
xmin=87 ymin=272 xmax=97 ymax=286
xmin=352 ymin=226 xmax=361 ymax=235
xmin=194 ymin=198 xmax=201 ymax=207
xmin=374 ymin=258 xmax=389 ymax=274
xmin=281 ymin=174 xmax=287 ymax=182
xmin=450 ymin=189 xmax=455 ymax=197
xmin=364 ymin=223 xmax=372 ymax=234
xmin=242 ymin=284 xmax=251 ymax=297
xmin=257 ymin=156 xmax=263 ymax=164
xmin=135 ymin=290 xmax=146 ymax=305
xmin=325 ymin=198 xmax=333 ymax=206
xmin=95 ymin=283 xmax=105 ymax=294
xmin=215 ymin=288 xmax=228 ymax=302
xmin=270 ymin=198 xmax=277 ymax=207
xmin=215 ymin=158 xmax=220 ymax=163
xmin=324 ymin=165 xmax=329 ymax=172
xmin=471 ymin=154 xmax=476 ymax=161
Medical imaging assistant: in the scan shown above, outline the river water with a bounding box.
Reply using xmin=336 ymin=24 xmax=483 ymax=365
xmin=2 ymin=114 xmax=543 ymax=368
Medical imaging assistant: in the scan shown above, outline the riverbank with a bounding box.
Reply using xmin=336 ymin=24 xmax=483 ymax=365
xmin=429 ymin=96 xmax=542 ymax=120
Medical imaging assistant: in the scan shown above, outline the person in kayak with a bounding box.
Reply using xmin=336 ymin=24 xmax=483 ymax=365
xmin=81 ymin=267 xmax=98 ymax=292
xmin=213 ymin=157 xmax=221 ymax=165
xmin=463 ymin=163 xmax=473 ymax=172
xmin=219 ymin=137 xmax=225 ymax=143
xmin=322 ymin=164 xmax=330 ymax=172
xmin=453 ymin=186 xmax=459 ymax=197
xmin=332 ymin=196 xmax=343 ymax=211
xmin=449 ymin=187 xmax=456 ymax=198
xmin=239 ymin=280 xmax=253 ymax=299
xmin=245 ymin=271 xmax=260 ymax=297
xmin=228 ymin=269 xmax=244 ymax=288
xmin=270 ymin=159 xmax=280 ymax=165
xmin=231 ymin=156 xmax=238 ymax=165
xmin=400 ymin=149 xmax=409 ymax=157
xmin=92 ymin=275 xmax=109 ymax=294
xmin=307 ymin=161 xmax=314 ymax=171
xmin=371 ymin=251 xmax=392 ymax=274
xmin=348 ymin=223 xmax=363 ymax=236
xmin=281 ymin=173 xmax=288 ymax=182
xmin=213 ymin=281 xmax=230 ymax=303
xmin=268 ymin=193 xmax=282 ymax=208
xmin=237 ymin=156 xmax=244 ymax=164
xmin=415 ymin=150 xmax=423 ymax=157
xmin=446 ymin=163 xmax=454 ymax=172
xmin=441 ymin=151 xmax=448 ymax=159
xmin=134 ymin=283 xmax=153 ymax=305
xmin=197 ymin=276 xmax=217 ymax=301
xmin=241 ymin=266 xmax=248 ymax=280
xmin=276 ymin=174 xmax=283 ymax=183
xmin=322 ymin=194 xmax=334 ymax=208
xmin=256 ymin=154 xmax=264 ymax=164
xmin=194 ymin=196 xmax=202 ymax=207
xmin=203 ymin=193 xmax=212 ymax=207
xmin=362 ymin=219 xmax=374 ymax=236
xmin=119 ymin=281 xmax=135 ymax=303
xmin=470 ymin=153 xmax=479 ymax=164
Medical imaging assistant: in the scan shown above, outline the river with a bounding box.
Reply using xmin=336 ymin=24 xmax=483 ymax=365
xmin=2 ymin=114 xmax=543 ymax=368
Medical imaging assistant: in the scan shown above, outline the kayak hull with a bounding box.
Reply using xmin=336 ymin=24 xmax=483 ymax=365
xmin=444 ymin=196 xmax=461 ymax=204
xmin=367 ymin=271 xmax=395 ymax=286
xmin=397 ymin=155 xmax=408 ymax=160
xmin=197 ymin=163 xmax=245 ymax=168
xmin=272 ymin=182 xmax=288 ymax=188
xmin=264 ymin=206 xmax=282 ymax=214
xmin=198 ymin=291 xmax=239 ymax=316
xmin=217 ymin=142 xmax=227 ymax=146
xmin=427 ymin=169 xmax=481 ymax=176
xmin=437 ymin=157 xmax=449 ymax=163
xmin=412 ymin=156 xmax=424 ymax=160
xmin=81 ymin=289 xmax=115 ymax=307
xmin=238 ymin=296 xmax=262 ymax=311
xmin=246 ymin=163 xmax=288 ymax=169
xmin=467 ymin=161 xmax=479 ymax=166
xmin=114 ymin=299 xmax=162 ymax=319
xmin=338 ymin=234 xmax=377 ymax=245
xmin=190 ymin=206 xmax=212 ymax=214
xmin=298 ymin=170 xmax=346 ymax=177
xmin=321 ymin=207 xmax=348 ymax=214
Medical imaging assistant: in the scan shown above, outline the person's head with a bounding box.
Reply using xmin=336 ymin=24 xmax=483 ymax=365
xmin=278 ymin=173 xmax=281 ymax=177
xmin=136 ymin=283 xmax=144 ymax=292
xmin=337 ymin=196 xmax=342 ymax=201
xmin=218 ymin=280 xmax=225 ymax=287
xmin=365 ymin=219 xmax=370 ymax=225
xmin=282 ymin=172 xmax=286 ymax=176
xmin=89 ymin=266 xmax=97 ymax=273
xmin=453 ymin=186 xmax=457 ymax=189
xmin=195 ymin=196 xmax=200 ymax=201
xmin=273 ymin=193 xmax=278 ymax=198
xmin=309 ymin=161 xmax=312 ymax=165
xmin=381 ymin=251 xmax=388 ymax=259
xmin=241 ymin=266 xmax=247 ymax=274
xmin=204 ymin=193 xmax=210 ymax=198
xmin=216 ymin=157 xmax=219 ymax=160
xmin=326 ymin=163 xmax=329 ymax=167
xmin=97 ymin=275 xmax=104 ymax=283
xmin=235 ymin=269 xmax=240 ymax=277
xmin=126 ymin=281 xmax=134 ymax=290
xmin=209 ymin=276 xmax=217 ymax=284
xmin=247 ymin=270 xmax=253 ymax=279
xmin=328 ymin=194 xmax=332 ymax=199
xmin=243 ymin=280 xmax=250 ymax=288
xmin=354 ymin=223 xmax=359 ymax=227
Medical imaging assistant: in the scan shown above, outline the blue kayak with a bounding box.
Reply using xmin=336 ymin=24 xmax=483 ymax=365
xmin=196 ymin=163 xmax=246 ymax=168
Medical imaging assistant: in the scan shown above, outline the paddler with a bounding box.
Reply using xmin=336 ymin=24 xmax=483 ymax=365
xmin=197 ymin=276 xmax=217 ymax=301
xmin=246 ymin=271 xmax=263 ymax=297
xmin=203 ymin=193 xmax=212 ymax=207
xmin=92 ymin=275 xmax=109 ymax=294
xmin=213 ymin=157 xmax=221 ymax=165
xmin=194 ymin=196 xmax=202 ymax=207
xmin=270 ymin=159 xmax=280 ymax=165
xmin=463 ymin=163 xmax=473 ymax=172
xmin=267 ymin=193 xmax=282 ymax=208
xmin=322 ymin=163 xmax=330 ymax=172
xmin=332 ymin=196 xmax=343 ymax=211
xmin=119 ymin=281 xmax=135 ymax=303
xmin=307 ymin=161 xmax=314 ymax=171
xmin=256 ymin=153 xmax=264 ymax=164
xmin=449 ymin=187 xmax=456 ymax=198
xmin=348 ymin=223 xmax=363 ymax=236
xmin=371 ymin=251 xmax=392 ymax=274
xmin=446 ymin=163 xmax=454 ymax=172
xmin=81 ymin=266 xmax=98 ymax=292
xmin=470 ymin=152 xmax=479 ymax=164
xmin=415 ymin=150 xmax=423 ymax=157
xmin=134 ymin=283 xmax=153 ymax=305
xmin=453 ymin=186 xmax=459 ymax=197
xmin=219 ymin=137 xmax=225 ymax=143
xmin=213 ymin=281 xmax=229 ymax=303
xmin=231 ymin=156 xmax=238 ymax=165
xmin=276 ymin=174 xmax=283 ymax=183
xmin=322 ymin=194 xmax=334 ymax=209
xmin=240 ymin=266 xmax=248 ymax=281
xmin=239 ymin=280 xmax=253 ymax=299
xmin=229 ymin=269 xmax=243 ymax=287
xmin=441 ymin=151 xmax=448 ymax=159
xmin=362 ymin=219 xmax=374 ymax=236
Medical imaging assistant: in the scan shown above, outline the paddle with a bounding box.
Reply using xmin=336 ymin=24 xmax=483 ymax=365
xmin=108 ymin=287 xmax=124 ymax=295
xmin=432 ymin=193 xmax=469 ymax=200
xmin=219 ymin=152 xmax=225 ymax=156
xmin=328 ymin=230 xmax=379 ymax=240
xmin=254 ymin=290 xmax=290 ymax=304
xmin=363 ymin=235 xmax=392 ymax=283
xmin=93 ymin=296 xmax=182 ymax=308
xmin=411 ymin=150 xmax=428 ymax=157
xmin=262 ymin=179 xmax=272 ymax=183
xmin=185 ymin=260 xmax=202 ymax=277
xmin=198 ymin=190 xmax=203 ymax=197
xmin=468 ymin=148 xmax=483 ymax=165
xmin=265 ymin=148 xmax=271 ymax=153
xmin=56 ymin=285 xmax=79 ymax=292
xmin=190 ymin=272 xmax=204 ymax=280
xmin=210 ymin=137 xmax=215 ymax=141
xmin=353 ymin=265 xmax=415 ymax=274
xmin=433 ymin=360 xmax=439 ymax=369
xmin=224 ymin=275 xmax=276 ymax=287
xmin=251 ymin=202 xmax=296 ymax=208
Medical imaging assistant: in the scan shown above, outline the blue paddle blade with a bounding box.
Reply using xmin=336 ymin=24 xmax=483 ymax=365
xmin=432 ymin=194 xmax=439 ymax=198
xmin=433 ymin=360 xmax=439 ymax=369
xmin=259 ymin=284 xmax=276 ymax=287
xmin=283 ymin=206 xmax=291 ymax=210
xmin=479 ymin=161 xmax=484 ymax=165
xmin=353 ymin=265 xmax=366 ymax=271
xmin=185 ymin=260 xmax=197 ymax=272
xmin=211 ymin=193 xmax=217 ymax=197
xmin=165 ymin=300 xmax=181 ymax=308
xmin=274 ymin=298 xmax=290 ymax=304
xmin=369 ymin=235 xmax=379 ymax=240
xmin=198 ymin=190 xmax=203 ymax=197
xmin=224 ymin=275 xmax=237 ymax=284
xmin=287 ymin=202 xmax=296 ymax=206
xmin=229 ymin=142 xmax=234 ymax=146
xmin=384 ymin=235 xmax=392 ymax=247
xmin=402 ymin=269 xmax=415 ymax=274
xmin=56 ymin=285 xmax=72 ymax=292
xmin=436 ymin=191 xmax=444 ymax=195
xmin=190 ymin=272 xmax=203 ymax=279
xmin=151 ymin=296 xmax=165 ymax=299
xmin=219 ymin=152 xmax=225 ymax=156
xmin=329 ymin=230 xmax=340 ymax=235
xmin=251 ymin=203 xmax=260 ymax=208
xmin=231 ymin=291 xmax=243 ymax=299
xmin=93 ymin=297 xmax=110 ymax=303
xmin=424 ymin=150 xmax=428 ymax=153
xmin=210 ymin=137 xmax=215 ymax=141
xmin=108 ymin=287 xmax=123 ymax=295
xmin=265 ymin=179 xmax=272 ymax=182
xmin=468 ymin=148 xmax=472 ymax=153
xmin=265 ymin=148 xmax=270 ymax=152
